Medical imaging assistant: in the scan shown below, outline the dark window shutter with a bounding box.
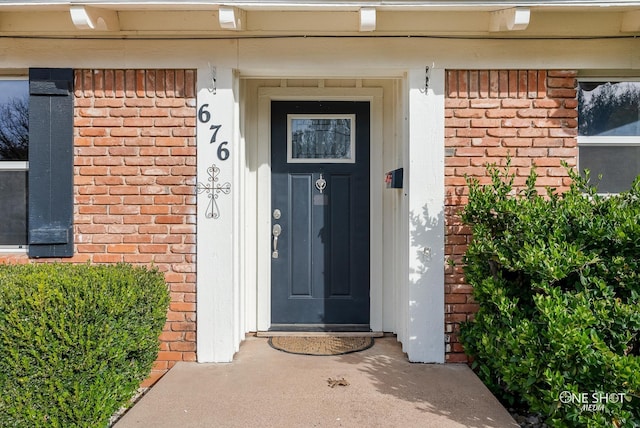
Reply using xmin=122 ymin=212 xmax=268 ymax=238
xmin=28 ymin=68 xmax=74 ymax=258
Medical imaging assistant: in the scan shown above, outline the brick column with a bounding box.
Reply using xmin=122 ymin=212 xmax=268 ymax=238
xmin=74 ymin=69 xmax=197 ymax=384
xmin=443 ymin=70 xmax=578 ymax=362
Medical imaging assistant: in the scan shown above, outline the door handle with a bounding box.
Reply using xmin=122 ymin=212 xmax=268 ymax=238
xmin=272 ymin=224 xmax=282 ymax=259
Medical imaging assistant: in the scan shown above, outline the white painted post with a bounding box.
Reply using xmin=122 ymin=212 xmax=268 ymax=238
xmin=196 ymin=67 xmax=240 ymax=362
xmin=406 ymin=68 xmax=445 ymax=363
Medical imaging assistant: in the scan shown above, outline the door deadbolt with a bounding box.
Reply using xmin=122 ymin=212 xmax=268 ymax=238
xmin=273 ymin=209 xmax=281 ymax=220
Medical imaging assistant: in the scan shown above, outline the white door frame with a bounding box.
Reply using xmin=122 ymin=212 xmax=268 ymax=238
xmin=256 ymin=87 xmax=384 ymax=332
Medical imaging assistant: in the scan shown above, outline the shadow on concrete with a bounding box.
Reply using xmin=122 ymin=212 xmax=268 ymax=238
xmin=335 ymin=337 xmax=517 ymax=428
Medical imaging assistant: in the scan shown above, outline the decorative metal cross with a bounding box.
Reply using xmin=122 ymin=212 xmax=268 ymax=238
xmin=196 ymin=164 xmax=231 ymax=219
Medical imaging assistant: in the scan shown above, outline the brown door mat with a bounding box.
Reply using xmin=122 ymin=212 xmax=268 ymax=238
xmin=268 ymin=336 xmax=374 ymax=356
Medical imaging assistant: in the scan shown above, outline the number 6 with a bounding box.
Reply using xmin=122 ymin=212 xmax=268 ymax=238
xmin=198 ymin=104 xmax=211 ymax=123
xmin=217 ymin=141 xmax=230 ymax=161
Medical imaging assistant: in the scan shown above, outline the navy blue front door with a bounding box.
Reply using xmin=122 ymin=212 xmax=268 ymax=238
xmin=271 ymin=101 xmax=370 ymax=328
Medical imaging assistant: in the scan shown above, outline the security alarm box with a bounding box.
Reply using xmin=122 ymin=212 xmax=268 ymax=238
xmin=385 ymin=168 xmax=403 ymax=189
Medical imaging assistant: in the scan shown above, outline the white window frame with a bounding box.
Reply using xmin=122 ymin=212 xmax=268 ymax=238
xmin=577 ymin=77 xmax=640 ymax=193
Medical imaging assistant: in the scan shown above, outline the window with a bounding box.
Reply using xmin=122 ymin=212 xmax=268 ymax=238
xmin=0 ymin=78 xmax=28 ymax=249
xmin=0 ymin=68 xmax=74 ymax=257
xmin=578 ymin=80 xmax=640 ymax=193
xmin=287 ymin=115 xmax=355 ymax=163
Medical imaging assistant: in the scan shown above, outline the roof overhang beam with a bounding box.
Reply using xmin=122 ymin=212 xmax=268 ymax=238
xmin=218 ymin=6 xmax=245 ymax=30
xmin=70 ymin=5 xmax=120 ymax=30
xmin=359 ymin=7 xmax=376 ymax=31
xmin=489 ymin=7 xmax=530 ymax=32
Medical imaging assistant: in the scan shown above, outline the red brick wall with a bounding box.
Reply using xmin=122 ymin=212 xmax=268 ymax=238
xmin=0 ymin=69 xmax=197 ymax=386
xmin=444 ymin=70 xmax=578 ymax=362
xmin=0 ymin=68 xmax=579 ymax=372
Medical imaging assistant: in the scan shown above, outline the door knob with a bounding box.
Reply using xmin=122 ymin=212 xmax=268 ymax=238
xmin=272 ymin=224 xmax=282 ymax=259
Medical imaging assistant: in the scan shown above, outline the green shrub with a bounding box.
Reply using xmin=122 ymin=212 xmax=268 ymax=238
xmin=0 ymin=263 xmax=170 ymax=428
xmin=459 ymin=161 xmax=640 ymax=427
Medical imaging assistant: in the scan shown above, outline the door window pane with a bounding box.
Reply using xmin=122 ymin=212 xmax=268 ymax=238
xmin=287 ymin=115 xmax=355 ymax=163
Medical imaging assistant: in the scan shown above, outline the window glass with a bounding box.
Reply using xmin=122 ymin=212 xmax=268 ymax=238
xmin=0 ymin=170 xmax=28 ymax=245
xmin=287 ymin=115 xmax=355 ymax=163
xmin=579 ymin=146 xmax=640 ymax=193
xmin=0 ymin=78 xmax=28 ymax=247
xmin=0 ymin=80 xmax=29 ymax=161
xmin=578 ymin=80 xmax=640 ymax=193
xmin=578 ymin=81 xmax=640 ymax=137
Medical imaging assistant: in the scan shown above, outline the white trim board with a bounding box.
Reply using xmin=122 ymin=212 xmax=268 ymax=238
xmin=403 ymin=68 xmax=445 ymax=363
xmin=199 ymin=73 xmax=446 ymax=363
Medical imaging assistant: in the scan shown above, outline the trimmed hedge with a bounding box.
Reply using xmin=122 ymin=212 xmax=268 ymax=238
xmin=0 ymin=263 xmax=170 ymax=428
xmin=459 ymin=162 xmax=640 ymax=427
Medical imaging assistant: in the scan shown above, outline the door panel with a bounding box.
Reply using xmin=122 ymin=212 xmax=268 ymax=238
xmin=329 ymin=174 xmax=351 ymax=297
xmin=271 ymin=101 xmax=370 ymax=328
xmin=290 ymin=173 xmax=312 ymax=297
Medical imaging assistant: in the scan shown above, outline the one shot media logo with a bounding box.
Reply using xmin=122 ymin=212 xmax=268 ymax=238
xmin=559 ymin=391 xmax=628 ymax=412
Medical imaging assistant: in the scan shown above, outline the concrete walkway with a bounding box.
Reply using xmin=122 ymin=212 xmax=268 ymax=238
xmin=115 ymin=336 xmax=518 ymax=428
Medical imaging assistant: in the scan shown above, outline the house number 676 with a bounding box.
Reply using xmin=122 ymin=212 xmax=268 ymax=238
xmin=198 ymin=103 xmax=230 ymax=161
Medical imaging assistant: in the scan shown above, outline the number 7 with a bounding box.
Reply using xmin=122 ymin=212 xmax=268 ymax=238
xmin=209 ymin=124 xmax=222 ymax=144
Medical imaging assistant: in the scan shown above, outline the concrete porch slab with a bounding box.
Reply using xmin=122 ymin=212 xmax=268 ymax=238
xmin=115 ymin=336 xmax=518 ymax=428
